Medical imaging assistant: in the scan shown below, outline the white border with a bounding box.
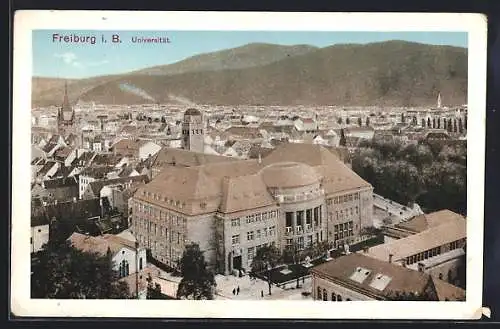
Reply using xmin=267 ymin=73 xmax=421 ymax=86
xmin=12 ymin=11 xmax=487 ymax=319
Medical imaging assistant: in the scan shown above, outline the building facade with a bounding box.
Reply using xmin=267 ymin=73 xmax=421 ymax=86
xmin=129 ymin=138 xmax=374 ymax=275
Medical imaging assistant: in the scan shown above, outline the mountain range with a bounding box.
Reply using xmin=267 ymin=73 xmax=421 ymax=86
xmin=32 ymin=40 xmax=468 ymax=107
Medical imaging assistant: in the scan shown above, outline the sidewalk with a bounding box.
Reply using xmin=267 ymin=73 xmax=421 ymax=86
xmin=148 ymin=264 xmax=314 ymax=300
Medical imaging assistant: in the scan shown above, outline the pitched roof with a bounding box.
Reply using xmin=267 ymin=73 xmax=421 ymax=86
xmin=431 ymin=277 xmax=466 ymax=301
xmin=135 ymin=160 xmax=262 ymax=215
xmin=220 ymin=174 xmax=276 ymax=213
xmin=152 ymin=147 xmax=237 ymax=169
xmin=367 ymin=217 xmax=466 ymax=262
xmin=53 ymin=146 xmax=73 ymax=159
xmin=45 ymin=198 xmax=103 ymax=222
xmin=263 ymin=143 xmax=369 ymax=194
xmin=80 ymin=166 xmax=116 ymax=179
xmin=68 ymin=232 xmax=137 ymax=256
xmin=43 ymin=176 xmax=78 ymax=189
xmin=311 ymin=253 xmax=437 ymax=300
xmin=396 ymin=210 xmax=465 ymax=233
xmin=87 ymin=175 xmax=149 ymax=197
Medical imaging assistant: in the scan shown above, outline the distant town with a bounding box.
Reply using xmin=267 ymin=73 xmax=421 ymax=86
xmin=30 ymin=83 xmax=467 ymax=301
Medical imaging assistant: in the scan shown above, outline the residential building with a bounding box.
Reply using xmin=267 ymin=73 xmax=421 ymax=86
xmin=311 ymin=253 xmax=465 ymax=301
xmin=68 ymin=232 xmax=148 ymax=298
xmin=367 ymin=210 xmax=466 ymax=286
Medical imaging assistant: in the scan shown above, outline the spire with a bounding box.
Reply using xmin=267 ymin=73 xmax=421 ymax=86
xmin=437 ymin=92 xmax=442 ymax=108
xmin=62 ymin=80 xmax=71 ymax=111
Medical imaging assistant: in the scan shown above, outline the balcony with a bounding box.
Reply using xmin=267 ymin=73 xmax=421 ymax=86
xmin=296 ymin=226 xmax=303 ymax=235
xmin=285 ymin=227 xmax=293 ymax=236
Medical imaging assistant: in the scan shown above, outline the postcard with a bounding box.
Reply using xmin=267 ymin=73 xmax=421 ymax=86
xmin=12 ymin=10 xmax=488 ymax=319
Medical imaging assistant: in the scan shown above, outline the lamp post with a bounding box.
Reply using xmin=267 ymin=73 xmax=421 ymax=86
xmin=267 ymin=263 xmax=272 ymax=296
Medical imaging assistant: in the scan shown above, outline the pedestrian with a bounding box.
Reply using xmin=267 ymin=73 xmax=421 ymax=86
xmin=232 ymin=288 xmax=236 ymax=295
xmin=237 ymin=286 xmax=240 ymax=295
xmin=261 ymin=290 xmax=264 ymax=298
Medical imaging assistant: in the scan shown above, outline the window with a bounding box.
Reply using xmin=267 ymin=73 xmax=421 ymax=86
xmin=439 ymin=273 xmax=443 ymax=280
xmin=247 ymin=231 xmax=254 ymax=241
xmin=286 ymin=212 xmax=293 ymax=227
xmin=306 ymin=209 xmax=312 ymax=224
xmin=231 ymin=218 xmax=240 ymax=227
xmin=232 ymin=234 xmax=240 ymax=245
xmin=248 ymin=247 xmax=255 ymax=261
xmin=286 ymin=239 xmax=293 ymax=247
xmin=331 ymin=293 xmax=337 ymax=301
xmin=317 ymin=287 xmax=322 ymax=300
xmin=297 ymin=237 xmax=304 ymax=250
xmin=323 ymin=289 xmax=328 ymax=301
xmin=256 ymin=230 xmax=261 ymax=239
xmin=337 ymin=295 xmax=342 ymax=301
xmin=30 ymin=237 xmax=33 ymax=245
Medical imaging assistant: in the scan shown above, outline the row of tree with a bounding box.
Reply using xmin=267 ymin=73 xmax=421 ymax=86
xmin=352 ymin=140 xmax=467 ymax=215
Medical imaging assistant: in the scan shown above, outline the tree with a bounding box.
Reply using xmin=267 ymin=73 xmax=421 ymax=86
xmin=250 ymin=245 xmax=281 ymax=273
xmin=250 ymin=245 xmax=281 ymax=295
xmin=176 ymin=243 xmax=216 ymax=300
xmin=357 ymin=117 xmax=362 ymax=126
xmin=146 ymin=273 xmax=163 ymax=299
xmin=31 ymin=240 xmax=131 ymax=299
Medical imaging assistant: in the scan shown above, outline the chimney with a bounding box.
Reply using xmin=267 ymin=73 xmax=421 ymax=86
xmin=417 ymin=262 xmax=425 ymax=272
xmin=388 ymin=253 xmax=393 ymax=263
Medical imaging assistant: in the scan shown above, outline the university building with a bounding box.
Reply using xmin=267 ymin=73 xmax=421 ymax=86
xmin=129 ymin=109 xmax=374 ymax=275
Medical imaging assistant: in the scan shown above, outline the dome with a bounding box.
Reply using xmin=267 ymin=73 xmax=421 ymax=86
xmin=184 ymin=108 xmax=201 ymax=116
xmin=261 ymin=162 xmax=320 ymax=189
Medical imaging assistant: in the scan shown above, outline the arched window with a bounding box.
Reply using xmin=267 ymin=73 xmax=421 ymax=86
xmin=322 ymin=289 xmax=327 ymax=301
xmin=120 ymin=260 xmax=130 ymax=278
xmin=331 ymin=293 xmax=337 ymax=301
xmin=317 ymin=287 xmax=321 ymax=300
xmin=139 ymin=257 xmax=143 ymax=270
xmin=337 ymin=294 xmax=342 ymax=301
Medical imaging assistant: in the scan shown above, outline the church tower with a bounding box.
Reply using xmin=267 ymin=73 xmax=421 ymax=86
xmin=57 ymin=81 xmax=75 ymax=135
xmin=182 ymin=108 xmax=205 ymax=153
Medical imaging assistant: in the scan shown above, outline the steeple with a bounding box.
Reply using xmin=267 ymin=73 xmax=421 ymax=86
xmin=62 ymin=81 xmax=71 ymax=111
xmin=437 ymin=92 xmax=442 ymax=109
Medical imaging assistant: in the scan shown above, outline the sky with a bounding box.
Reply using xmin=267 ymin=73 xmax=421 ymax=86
xmin=33 ymin=30 xmax=468 ymax=79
